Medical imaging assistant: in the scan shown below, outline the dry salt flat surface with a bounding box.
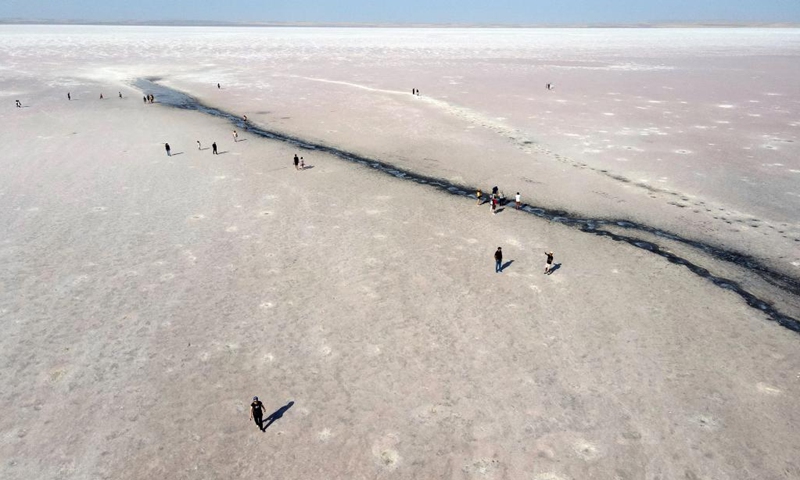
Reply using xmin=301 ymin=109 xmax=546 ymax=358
xmin=0 ymin=27 xmax=800 ymax=479
xmin=2 ymin=26 xmax=799 ymax=270
xmin=151 ymin=27 xmax=800 ymax=275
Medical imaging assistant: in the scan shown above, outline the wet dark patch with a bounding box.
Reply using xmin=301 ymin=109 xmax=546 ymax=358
xmin=134 ymin=78 xmax=800 ymax=334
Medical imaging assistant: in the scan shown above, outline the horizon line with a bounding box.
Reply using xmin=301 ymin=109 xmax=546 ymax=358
xmin=1 ymin=19 xmax=799 ymax=28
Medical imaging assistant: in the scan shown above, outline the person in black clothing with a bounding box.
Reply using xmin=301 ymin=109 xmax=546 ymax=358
xmin=118 ymin=92 xmax=122 ymax=99
xmin=293 ymin=154 xmax=300 ymax=170
xmin=250 ymin=396 xmax=264 ymax=431
xmin=67 ymin=92 xmax=71 ymax=101
xmin=217 ymin=83 xmax=221 ymax=89
xmin=494 ymin=247 xmax=503 ymax=273
xmin=143 ymin=95 xmax=147 ymax=104
xmin=165 ymin=143 xmax=171 ymax=156
xmin=544 ymin=251 xmax=554 ymax=274
xmin=212 ymin=142 xmax=218 ymax=155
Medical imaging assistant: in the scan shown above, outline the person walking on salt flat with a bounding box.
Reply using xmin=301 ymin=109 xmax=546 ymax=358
xmin=250 ymin=396 xmax=264 ymax=431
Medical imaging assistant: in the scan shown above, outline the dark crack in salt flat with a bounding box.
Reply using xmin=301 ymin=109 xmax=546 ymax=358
xmin=134 ymin=78 xmax=800 ymax=334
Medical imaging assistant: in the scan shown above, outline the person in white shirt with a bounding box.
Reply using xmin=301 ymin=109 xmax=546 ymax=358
xmin=515 ymin=192 xmax=521 ymax=209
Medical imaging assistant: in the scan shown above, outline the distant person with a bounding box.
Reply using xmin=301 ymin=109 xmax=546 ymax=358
xmin=494 ymin=247 xmax=503 ymax=273
xmin=491 ymin=185 xmax=498 ymax=197
xmin=243 ymin=115 xmax=247 ymax=123
xmin=67 ymin=92 xmax=71 ymax=101
xmin=143 ymin=95 xmax=147 ymax=104
xmin=212 ymin=142 xmax=218 ymax=155
xmin=250 ymin=396 xmax=264 ymax=431
xmin=411 ymin=88 xmax=414 ymax=95
xmin=416 ymin=89 xmax=420 ymax=96
xmin=197 ymin=140 xmax=202 ymax=150
xmin=300 ymin=158 xmax=305 ymax=170
xmin=293 ymin=154 xmax=299 ymax=170
xmin=544 ymin=251 xmax=554 ymax=274
xmin=476 ymin=189 xmax=482 ymax=205
xmin=491 ymin=196 xmax=498 ymax=215
xmin=165 ymin=143 xmax=171 ymax=156
xmin=515 ymin=192 xmax=521 ymax=209
xmin=15 ymin=100 xmax=21 ymax=108
xmin=118 ymin=92 xmax=122 ymax=99
xmin=217 ymin=83 xmax=221 ymax=89
xmin=100 ymin=93 xmax=104 ymax=99
xmin=232 ymin=130 xmax=238 ymax=142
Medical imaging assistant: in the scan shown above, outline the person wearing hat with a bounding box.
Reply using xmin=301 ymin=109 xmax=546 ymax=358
xmin=250 ymin=396 xmax=265 ymax=431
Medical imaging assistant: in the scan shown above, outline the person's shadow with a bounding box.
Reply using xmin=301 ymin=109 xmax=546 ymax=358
xmin=262 ymin=401 xmax=294 ymax=431
xmin=547 ymin=263 xmax=562 ymax=275
xmin=500 ymin=260 xmax=514 ymax=272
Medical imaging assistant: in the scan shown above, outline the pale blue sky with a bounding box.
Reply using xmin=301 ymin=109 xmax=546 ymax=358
xmin=1 ymin=0 xmax=799 ymax=24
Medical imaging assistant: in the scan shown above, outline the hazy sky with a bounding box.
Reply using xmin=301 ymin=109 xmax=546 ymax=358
xmin=1 ymin=0 xmax=799 ymax=24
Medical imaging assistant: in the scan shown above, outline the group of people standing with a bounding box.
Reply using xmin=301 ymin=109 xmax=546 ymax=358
xmin=293 ymin=154 xmax=306 ymax=170
xmin=143 ymin=93 xmax=155 ymax=104
xmin=476 ymin=186 xmax=523 ymax=215
xmin=165 ymin=140 xmax=218 ymax=156
xmin=483 ymin=186 xmax=556 ymax=275
xmin=59 ymin=91 xmax=126 ymax=102
xmin=494 ymin=247 xmax=556 ymax=275
xmin=163 ymin=111 xmax=249 ymax=157
xmin=196 ymin=140 xmax=219 ymax=154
